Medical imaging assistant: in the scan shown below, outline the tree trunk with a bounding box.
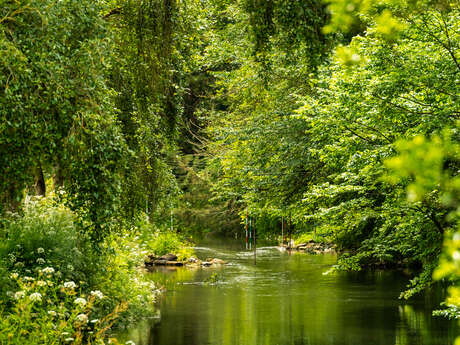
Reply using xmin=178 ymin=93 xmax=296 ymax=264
xmin=34 ymin=164 xmax=46 ymax=196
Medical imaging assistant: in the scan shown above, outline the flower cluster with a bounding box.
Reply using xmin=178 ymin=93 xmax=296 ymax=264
xmin=64 ymin=281 xmax=77 ymax=289
xmin=29 ymin=292 xmax=42 ymax=302
xmin=90 ymin=290 xmax=104 ymax=300
xmin=4 ymin=269 xmax=122 ymax=345
xmin=74 ymin=297 xmax=87 ymax=307
xmin=42 ymin=267 xmax=55 ymax=275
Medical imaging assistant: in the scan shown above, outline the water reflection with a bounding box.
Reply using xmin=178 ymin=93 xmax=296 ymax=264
xmin=118 ymin=240 xmax=457 ymax=345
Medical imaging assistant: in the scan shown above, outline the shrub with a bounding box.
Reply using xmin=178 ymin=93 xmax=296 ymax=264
xmin=149 ymin=232 xmax=184 ymax=256
xmin=294 ymin=230 xmax=334 ymax=244
xmin=0 ymin=198 xmax=192 ymax=333
xmin=0 ymin=196 xmax=89 ymax=285
xmin=93 ymin=233 xmax=160 ymax=326
xmin=0 ymin=268 xmax=125 ymax=345
xmin=133 ymin=216 xmax=194 ymax=260
xmin=0 ymin=196 xmax=159 ymax=328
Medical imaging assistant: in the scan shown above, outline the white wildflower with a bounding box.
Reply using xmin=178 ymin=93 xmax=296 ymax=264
xmin=90 ymin=319 xmax=99 ymax=323
xmin=23 ymin=276 xmax=35 ymax=282
xmin=90 ymin=290 xmax=104 ymax=299
xmin=454 ymin=251 xmax=460 ymax=261
xmin=48 ymin=310 xmax=57 ymax=317
xmin=14 ymin=291 xmax=25 ymax=299
xmin=29 ymin=292 xmax=42 ymax=302
xmin=10 ymin=273 xmax=19 ymax=279
xmin=76 ymin=314 xmax=88 ymax=324
xmin=64 ymin=281 xmax=77 ymax=289
xmin=7 ymin=253 xmax=16 ymax=263
xmin=37 ymin=280 xmax=46 ymax=287
xmin=67 ymin=264 xmax=74 ymax=271
xmin=65 ymin=338 xmax=74 ymax=342
xmin=42 ymin=267 xmax=55 ymax=274
xmin=74 ymin=297 xmax=87 ymax=307
xmin=37 ymin=247 xmax=45 ymax=254
xmin=36 ymin=258 xmax=45 ymax=265
xmin=126 ymin=341 xmax=136 ymax=345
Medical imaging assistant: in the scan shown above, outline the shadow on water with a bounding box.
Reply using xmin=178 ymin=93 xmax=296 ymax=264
xmin=117 ymin=237 xmax=458 ymax=345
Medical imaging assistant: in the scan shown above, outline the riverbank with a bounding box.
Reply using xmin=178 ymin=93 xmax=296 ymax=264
xmin=0 ymin=197 xmax=193 ymax=344
xmin=282 ymin=240 xmax=336 ymax=254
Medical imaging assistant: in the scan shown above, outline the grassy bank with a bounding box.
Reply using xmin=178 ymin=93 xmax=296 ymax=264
xmin=0 ymin=196 xmax=192 ymax=344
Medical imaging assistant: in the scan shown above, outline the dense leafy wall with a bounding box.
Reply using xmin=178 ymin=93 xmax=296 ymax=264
xmin=200 ymin=0 xmax=459 ymax=295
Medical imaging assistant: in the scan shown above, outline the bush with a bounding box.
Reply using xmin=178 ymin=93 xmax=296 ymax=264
xmin=0 ymin=198 xmax=192 ymax=334
xmin=294 ymin=229 xmax=334 ymax=245
xmin=149 ymin=232 xmax=187 ymax=257
xmin=0 ymin=197 xmax=161 ymax=329
xmin=0 ymin=268 xmax=125 ymax=345
xmin=133 ymin=216 xmax=194 ymax=260
xmin=0 ymin=196 xmax=94 ymax=298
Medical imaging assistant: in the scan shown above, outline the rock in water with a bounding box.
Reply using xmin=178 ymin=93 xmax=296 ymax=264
xmin=159 ymin=253 xmax=178 ymax=261
xmin=144 ymin=254 xmax=158 ymax=266
xmin=211 ymin=258 xmax=226 ymax=265
xmin=166 ymin=261 xmax=184 ymax=266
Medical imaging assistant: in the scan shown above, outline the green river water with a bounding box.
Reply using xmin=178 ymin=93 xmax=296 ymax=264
xmin=118 ymin=238 xmax=457 ymax=345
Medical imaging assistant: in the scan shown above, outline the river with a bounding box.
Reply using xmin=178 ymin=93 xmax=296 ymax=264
xmin=118 ymin=237 xmax=457 ymax=345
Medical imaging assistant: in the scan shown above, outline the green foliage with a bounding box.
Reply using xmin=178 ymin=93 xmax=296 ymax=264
xmin=0 ymin=269 xmax=124 ymax=345
xmin=295 ymin=230 xmax=333 ymax=244
xmin=386 ymin=132 xmax=459 ymax=206
xmin=0 ymin=0 xmax=209 ymax=238
xmin=0 ymin=197 xmax=170 ymax=331
xmin=323 ymin=0 xmax=454 ymax=40
xmin=242 ymin=0 xmax=331 ymax=66
xmin=385 ymin=132 xmax=459 ymax=327
xmin=200 ymin=0 xmax=459 ymax=300
xmin=433 ymin=303 xmax=460 ymax=320
xmin=174 ymin=156 xmax=241 ymax=237
xmin=147 ymin=231 xmax=193 ymax=260
xmin=0 ymin=0 xmax=203 ymax=336
xmin=107 ymin=0 xmax=212 ymax=222
xmin=0 ymin=196 xmax=92 ymax=291
xmin=93 ymin=234 xmax=160 ymax=326
xmin=0 ymin=0 xmax=127 ymax=239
